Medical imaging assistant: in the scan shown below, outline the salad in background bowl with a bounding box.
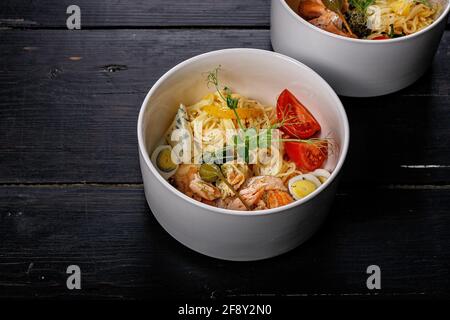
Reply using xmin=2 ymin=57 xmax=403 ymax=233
xmin=271 ymin=0 xmax=450 ymax=96
xmin=297 ymin=0 xmax=445 ymax=39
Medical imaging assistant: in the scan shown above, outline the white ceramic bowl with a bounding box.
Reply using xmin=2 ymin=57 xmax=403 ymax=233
xmin=271 ymin=0 xmax=450 ymax=97
xmin=137 ymin=49 xmax=349 ymax=261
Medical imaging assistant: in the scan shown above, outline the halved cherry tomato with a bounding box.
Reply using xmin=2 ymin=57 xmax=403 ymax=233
xmin=276 ymin=89 xmax=321 ymax=139
xmin=373 ymin=35 xmax=390 ymax=40
xmin=284 ymin=141 xmax=327 ymax=172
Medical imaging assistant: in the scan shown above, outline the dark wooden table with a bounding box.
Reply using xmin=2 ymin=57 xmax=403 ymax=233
xmin=1 ymin=0 xmax=449 ymax=300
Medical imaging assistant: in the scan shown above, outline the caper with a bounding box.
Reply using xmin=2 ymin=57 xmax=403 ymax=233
xmin=199 ymin=163 xmax=220 ymax=183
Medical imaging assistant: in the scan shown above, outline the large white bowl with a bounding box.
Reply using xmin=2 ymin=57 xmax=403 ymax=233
xmin=271 ymin=0 xmax=450 ymax=97
xmin=137 ymin=49 xmax=349 ymax=261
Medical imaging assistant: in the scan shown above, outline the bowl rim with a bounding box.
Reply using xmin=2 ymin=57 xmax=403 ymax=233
xmin=278 ymin=0 xmax=450 ymax=44
xmin=137 ymin=48 xmax=350 ymax=216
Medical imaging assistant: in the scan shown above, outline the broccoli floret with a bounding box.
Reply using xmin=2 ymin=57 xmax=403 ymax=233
xmin=346 ymin=9 xmax=371 ymax=38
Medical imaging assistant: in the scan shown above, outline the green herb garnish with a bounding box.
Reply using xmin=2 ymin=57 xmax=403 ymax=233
xmin=346 ymin=0 xmax=375 ymax=38
xmin=347 ymin=10 xmax=371 ymax=38
xmin=349 ymin=0 xmax=375 ymax=13
xmin=387 ymin=24 xmax=404 ymax=38
xmin=206 ymin=67 xmax=244 ymax=130
xmin=204 ymin=67 xmax=336 ymax=165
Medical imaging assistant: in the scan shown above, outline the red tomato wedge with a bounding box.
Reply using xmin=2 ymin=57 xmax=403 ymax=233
xmin=373 ymin=35 xmax=390 ymax=40
xmin=276 ymin=89 xmax=321 ymax=139
xmin=284 ymin=141 xmax=327 ymax=172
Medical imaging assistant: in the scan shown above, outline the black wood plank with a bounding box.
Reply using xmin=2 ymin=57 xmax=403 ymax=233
xmin=1 ymin=0 xmax=449 ymax=28
xmin=0 ymin=0 xmax=270 ymax=28
xmin=342 ymin=95 xmax=450 ymax=185
xmin=0 ymin=29 xmax=270 ymax=184
xmin=0 ymin=30 xmax=449 ymax=185
xmin=0 ymin=185 xmax=448 ymax=299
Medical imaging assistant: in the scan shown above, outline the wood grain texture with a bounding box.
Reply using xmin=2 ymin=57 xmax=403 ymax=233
xmin=1 ymin=1 xmax=450 ymax=301
xmin=0 ymin=185 xmax=449 ymax=299
xmin=0 ymin=30 xmax=449 ymax=185
xmin=0 ymin=0 xmax=449 ymax=29
xmin=0 ymin=0 xmax=270 ymax=28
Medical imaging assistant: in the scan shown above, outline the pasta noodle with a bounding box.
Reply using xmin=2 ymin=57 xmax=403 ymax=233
xmin=367 ymin=0 xmax=441 ymax=39
xmin=151 ymin=69 xmax=331 ymax=211
xmin=185 ymin=91 xmax=298 ymax=182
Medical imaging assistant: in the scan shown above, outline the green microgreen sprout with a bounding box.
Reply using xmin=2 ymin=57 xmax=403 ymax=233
xmin=206 ymin=67 xmax=245 ymax=130
xmin=204 ymin=67 xmax=337 ymax=164
xmin=349 ymin=0 xmax=375 ymax=13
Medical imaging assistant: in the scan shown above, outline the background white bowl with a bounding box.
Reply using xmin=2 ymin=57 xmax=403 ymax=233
xmin=137 ymin=49 xmax=349 ymax=261
xmin=271 ymin=0 xmax=450 ymax=97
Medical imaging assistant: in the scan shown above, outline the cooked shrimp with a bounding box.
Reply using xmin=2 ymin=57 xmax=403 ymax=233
xmin=189 ymin=174 xmax=221 ymax=201
xmin=236 ymin=176 xmax=287 ymax=208
xmin=223 ymin=163 xmax=248 ymax=188
xmin=217 ymin=197 xmax=247 ymax=211
xmin=216 ymin=176 xmax=290 ymax=211
xmin=174 ymin=164 xmax=220 ymax=200
xmin=254 ymin=199 xmax=268 ymax=210
xmin=217 ymin=162 xmax=249 ymax=198
xmin=298 ymin=0 xmax=327 ymax=19
xmin=264 ymin=190 xmax=293 ymax=209
xmin=173 ymin=164 xmax=198 ymax=197
xmin=298 ymin=0 xmax=355 ymax=38
xmin=309 ymin=11 xmax=354 ymax=38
